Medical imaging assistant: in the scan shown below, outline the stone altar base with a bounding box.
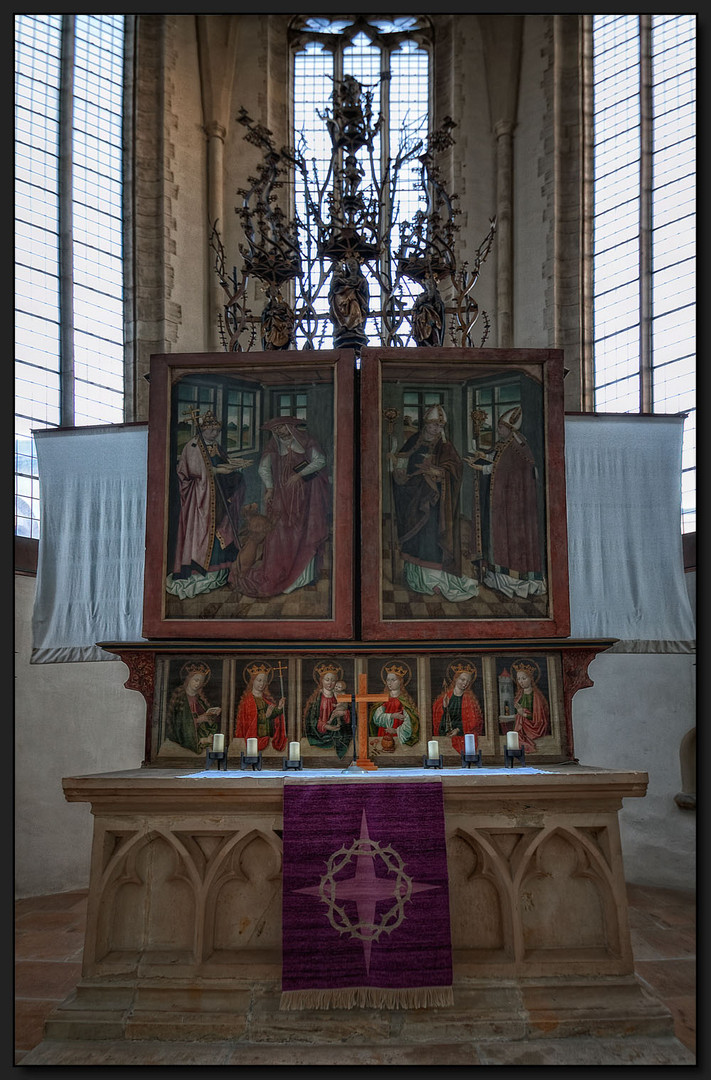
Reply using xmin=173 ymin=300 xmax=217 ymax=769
xmin=41 ymin=973 xmax=672 ymax=1045
xmin=36 ymin=766 xmax=678 ymax=1055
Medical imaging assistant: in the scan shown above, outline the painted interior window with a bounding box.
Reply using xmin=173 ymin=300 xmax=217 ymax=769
xmin=15 ymin=14 xmax=125 ymax=537
xmin=592 ymin=14 xmax=695 ymax=532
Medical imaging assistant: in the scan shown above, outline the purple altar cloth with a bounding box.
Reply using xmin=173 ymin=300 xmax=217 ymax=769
xmin=280 ymin=780 xmax=453 ymax=1010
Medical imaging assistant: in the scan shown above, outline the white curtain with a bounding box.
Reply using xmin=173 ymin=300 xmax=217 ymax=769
xmin=29 ymin=416 xmax=694 ymax=662
xmin=31 ymin=425 xmax=148 ymax=662
xmin=565 ymin=414 xmax=694 ymax=649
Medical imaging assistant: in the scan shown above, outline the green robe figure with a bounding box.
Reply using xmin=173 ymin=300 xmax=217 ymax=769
xmin=165 ymin=661 xmax=221 ymax=753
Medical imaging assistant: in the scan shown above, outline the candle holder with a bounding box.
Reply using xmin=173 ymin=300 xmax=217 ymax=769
xmin=504 ymin=746 xmax=526 ymax=768
xmin=423 ymin=753 xmax=444 ymax=769
xmin=240 ymin=751 xmax=263 ymax=771
xmin=205 ymin=749 xmax=228 ymax=771
xmin=282 ymin=756 xmax=303 ymax=771
xmin=460 ymin=750 xmax=483 ymax=768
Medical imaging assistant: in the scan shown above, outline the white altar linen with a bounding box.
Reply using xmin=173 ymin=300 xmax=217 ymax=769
xmin=181 ymin=767 xmax=547 ymax=779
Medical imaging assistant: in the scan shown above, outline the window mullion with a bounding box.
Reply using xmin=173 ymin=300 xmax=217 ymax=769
xmin=59 ymin=14 xmax=75 ymax=426
xmin=639 ymin=13 xmax=653 ymax=413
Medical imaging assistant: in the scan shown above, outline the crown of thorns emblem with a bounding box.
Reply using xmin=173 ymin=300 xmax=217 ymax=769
xmin=318 ymin=838 xmax=413 ymax=942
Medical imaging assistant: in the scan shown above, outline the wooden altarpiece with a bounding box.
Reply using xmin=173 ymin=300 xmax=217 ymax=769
xmin=43 ymin=348 xmax=670 ymax=1055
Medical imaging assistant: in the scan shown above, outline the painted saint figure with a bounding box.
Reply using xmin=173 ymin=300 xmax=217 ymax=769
xmin=368 ymin=663 xmax=420 ymax=751
xmin=303 ymin=662 xmax=352 ymax=759
xmin=167 ymin=410 xmax=249 ymax=600
xmin=432 ymin=662 xmax=485 ymax=755
xmin=234 ymin=662 xmax=287 ymax=753
xmin=230 ymin=417 xmax=330 ymax=598
xmin=512 ymin=660 xmax=550 ymax=752
xmin=391 ymin=404 xmax=479 ymax=601
xmin=165 ymin=661 xmax=222 ymax=754
xmin=465 ymin=406 xmax=547 ymax=598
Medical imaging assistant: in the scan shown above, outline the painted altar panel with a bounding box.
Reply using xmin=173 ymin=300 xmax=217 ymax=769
xmin=145 ymin=646 xmax=569 ymax=768
xmin=142 ymin=351 xmax=355 ymax=640
xmin=359 ymin=347 xmax=571 ymax=640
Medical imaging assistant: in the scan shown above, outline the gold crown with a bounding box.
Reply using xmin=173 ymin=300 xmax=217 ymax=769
xmin=199 ymin=410 xmax=219 ymax=429
xmin=314 ymin=661 xmax=343 ymax=683
xmin=450 ymin=661 xmax=477 ymax=680
xmin=245 ymin=662 xmax=272 ymax=680
xmin=382 ymin=662 xmax=410 ymax=682
xmin=512 ymin=660 xmax=539 ymax=682
xmin=180 ymin=660 xmax=211 ymax=682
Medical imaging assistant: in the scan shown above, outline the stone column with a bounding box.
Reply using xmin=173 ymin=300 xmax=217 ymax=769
xmin=494 ymin=119 xmax=515 ymax=348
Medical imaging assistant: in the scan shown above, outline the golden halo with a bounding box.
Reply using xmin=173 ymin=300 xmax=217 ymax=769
xmin=180 ymin=661 xmax=211 ymax=684
xmin=511 ymin=658 xmax=541 ymax=684
xmin=313 ymin=661 xmax=344 ymax=685
xmin=445 ymin=660 xmax=477 ymax=686
xmin=380 ymin=661 xmax=411 ymax=687
xmin=243 ymin=661 xmax=273 ymax=685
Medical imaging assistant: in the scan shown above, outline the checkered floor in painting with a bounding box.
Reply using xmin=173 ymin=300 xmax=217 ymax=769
xmin=164 ymin=530 xmax=549 ymax=625
xmin=380 ymin=548 xmax=548 ymax=623
xmin=165 ymin=546 xmax=333 ymax=622
xmin=380 ymin=579 xmax=548 ymax=621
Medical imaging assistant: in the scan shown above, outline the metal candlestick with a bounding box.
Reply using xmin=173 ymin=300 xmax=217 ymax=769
xmin=461 ymin=750 xmax=483 ymax=768
xmin=423 ymin=754 xmax=444 ymax=769
xmin=205 ymin=749 xmax=228 ymax=771
xmin=504 ymin=747 xmax=526 ymax=768
xmin=240 ymin=751 xmax=263 ymax=772
xmin=282 ymin=757 xmax=303 ymax=771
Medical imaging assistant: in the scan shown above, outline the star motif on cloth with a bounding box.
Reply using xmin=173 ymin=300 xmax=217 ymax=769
xmin=294 ymin=808 xmax=440 ymax=973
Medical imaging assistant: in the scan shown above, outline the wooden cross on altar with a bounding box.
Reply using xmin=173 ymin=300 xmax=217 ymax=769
xmin=337 ymin=672 xmax=387 ymax=771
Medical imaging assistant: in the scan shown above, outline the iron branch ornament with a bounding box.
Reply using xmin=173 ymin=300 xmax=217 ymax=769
xmin=210 ymin=77 xmax=496 ymax=353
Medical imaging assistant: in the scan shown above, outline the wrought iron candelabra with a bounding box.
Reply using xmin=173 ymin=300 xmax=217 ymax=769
xmin=210 ymin=76 xmax=496 ymax=354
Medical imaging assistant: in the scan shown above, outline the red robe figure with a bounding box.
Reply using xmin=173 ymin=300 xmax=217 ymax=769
xmin=432 ymin=663 xmax=484 ymax=755
xmin=368 ymin=665 xmax=420 ymax=748
xmin=466 ymin=405 xmax=546 ymax=599
xmin=512 ymin=661 xmax=550 ymax=752
xmin=234 ymin=664 xmax=287 ymax=753
xmin=231 ymin=417 xmax=330 ymax=598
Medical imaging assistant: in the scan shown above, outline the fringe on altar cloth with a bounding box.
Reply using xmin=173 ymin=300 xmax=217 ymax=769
xmin=279 ymin=985 xmax=454 ymax=1011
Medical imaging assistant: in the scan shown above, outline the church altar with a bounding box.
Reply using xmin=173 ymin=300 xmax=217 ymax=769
xmin=47 ymin=763 xmax=673 ymax=1045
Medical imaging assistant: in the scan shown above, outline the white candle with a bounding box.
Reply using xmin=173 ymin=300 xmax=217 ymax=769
xmin=506 ymin=731 xmax=519 ymax=750
xmin=428 ymin=739 xmax=439 ymax=760
xmin=289 ymin=741 xmax=301 ymax=761
xmin=246 ymin=738 xmax=258 ymax=757
xmin=212 ymin=733 xmax=225 ymax=752
xmin=464 ymin=733 xmax=476 ymax=755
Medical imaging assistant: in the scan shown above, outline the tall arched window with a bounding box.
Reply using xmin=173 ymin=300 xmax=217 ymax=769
xmin=589 ymin=14 xmax=695 ymax=533
xmin=15 ymin=14 xmax=126 ymax=538
xmin=290 ymin=16 xmax=432 ymax=347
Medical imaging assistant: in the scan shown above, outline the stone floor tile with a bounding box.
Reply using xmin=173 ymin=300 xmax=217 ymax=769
xmin=629 ymin=923 xmax=696 ymax=961
xmin=635 ymin=958 xmax=696 ymax=999
xmin=15 ymin=999 xmax=55 ymax=1053
xmin=14 ymin=890 xmax=88 ymax=916
xmin=15 ymin=926 xmax=86 ymax=962
xmin=15 ymin=959 xmax=84 ymax=999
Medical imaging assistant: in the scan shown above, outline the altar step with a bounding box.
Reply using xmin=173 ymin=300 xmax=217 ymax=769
xmin=30 ymin=974 xmax=674 ymax=1047
xmin=20 ymin=1035 xmax=695 ymax=1067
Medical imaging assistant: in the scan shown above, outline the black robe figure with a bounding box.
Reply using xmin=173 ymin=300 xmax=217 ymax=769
xmin=412 ymin=277 xmax=446 ymax=347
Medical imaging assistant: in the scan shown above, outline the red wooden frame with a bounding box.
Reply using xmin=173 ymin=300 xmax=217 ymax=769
xmin=142 ymin=351 xmax=355 ymax=640
xmin=359 ymin=346 xmax=571 ymax=641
